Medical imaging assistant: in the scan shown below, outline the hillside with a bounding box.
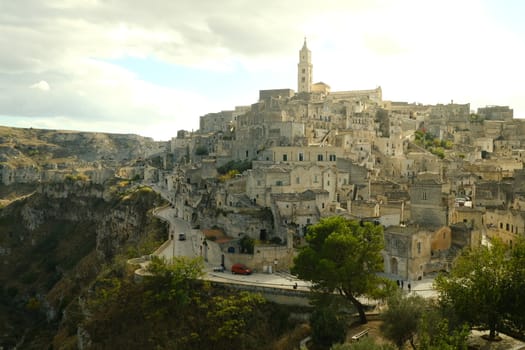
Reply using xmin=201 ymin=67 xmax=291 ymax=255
xmin=0 ymin=180 xmax=167 ymax=348
xmin=0 ymin=179 xmax=310 ymax=349
xmin=0 ymin=126 xmax=166 ymax=188
xmin=0 ymin=126 xmax=157 ymax=164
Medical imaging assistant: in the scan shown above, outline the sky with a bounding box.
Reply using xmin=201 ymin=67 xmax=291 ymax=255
xmin=1 ymin=0 xmax=524 ymax=141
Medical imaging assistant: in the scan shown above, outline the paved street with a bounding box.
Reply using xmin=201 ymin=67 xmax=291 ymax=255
xmin=205 ymin=268 xmax=312 ymax=291
xmin=149 ymin=184 xmax=438 ymax=298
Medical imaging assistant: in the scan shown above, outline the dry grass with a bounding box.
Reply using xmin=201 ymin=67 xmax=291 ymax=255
xmin=272 ymin=323 xmax=311 ymax=350
xmin=346 ymin=314 xmax=394 ymax=346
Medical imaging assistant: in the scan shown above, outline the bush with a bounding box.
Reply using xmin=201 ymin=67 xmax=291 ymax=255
xmin=239 ymin=235 xmax=254 ymax=254
xmin=269 ymin=237 xmax=282 ymax=245
xmin=195 ymin=145 xmax=209 ymax=156
xmin=310 ymin=306 xmax=346 ymax=348
xmin=217 ymin=160 xmax=252 ymax=175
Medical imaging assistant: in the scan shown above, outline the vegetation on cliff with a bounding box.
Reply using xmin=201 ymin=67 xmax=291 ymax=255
xmin=0 ymin=181 xmax=309 ymax=349
xmin=0 ymin=180 xmax=167 ymax=348
xmin=414 ymin=129 xmax=453 ymax=159
xmin=75 ymin=257 xmax=284 ymax=349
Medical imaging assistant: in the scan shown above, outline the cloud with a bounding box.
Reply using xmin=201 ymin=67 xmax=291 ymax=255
xmin=29 ymin=80 xmax=50 ymax=91
xmin=0 ymin=0 xmax=524 ymax=141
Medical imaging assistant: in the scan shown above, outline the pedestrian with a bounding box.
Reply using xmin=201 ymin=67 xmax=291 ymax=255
xmin=397 ymin=280 xmax=400 ymax=287
xmin=401 ymin=280 xmax=404 ymax=289
xmin=293 ymin=282 xmax=298 ymax=290
xmin=408 ymin=282 xmax=411 ymax=293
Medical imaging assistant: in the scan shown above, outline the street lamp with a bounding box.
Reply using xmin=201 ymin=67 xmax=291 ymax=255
xmin=171 ymin=234 xmax=175 ymax=262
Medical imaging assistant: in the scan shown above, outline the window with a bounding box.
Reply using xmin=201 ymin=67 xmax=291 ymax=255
xmin=302 ymin=68 xmax=305 ymax=73
xmin=317 ymin=154 xmax=323 ymax=161
xmin=322 ymin=203 xmax=325 ymax=209
xmin=302 ymin=77 xmax=305 ymax=82
xmin=283 ymin=154 xmax=288 ymax=161
xmin=422 ymin=192 xmax=427 ymax=200
xmin=298 ymin=152 xmax=304 ymax=161
xmin=314 ymin=175 xmax=318 ymax=183
xmin=276 ymin=180 xmax=283 ymax=186
xmin=329 ymin=154 xmax=336 ymax=161
xmin=417 ymin=242 xmax=421 ymax=254
xmin=296 ymin=177 xmax=300 ymax=184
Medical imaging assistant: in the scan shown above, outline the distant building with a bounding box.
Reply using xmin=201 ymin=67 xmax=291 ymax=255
xmin=297 ymin=38 xmax=312 ymax=93
xmin=478 ymin=105 xmax=513 ymax=121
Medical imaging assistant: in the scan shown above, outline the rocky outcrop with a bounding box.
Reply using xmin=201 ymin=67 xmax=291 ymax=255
xmin=0 ymin=163 xmax=41 ymax=185
xmin=0 ymin=126 xmax=166 ymax=185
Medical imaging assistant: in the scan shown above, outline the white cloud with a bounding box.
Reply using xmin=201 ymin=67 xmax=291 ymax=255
xmin=0 ymin=0 xmax=524 ymax=141
xmin=29 ymin=80 xmax=50 ymax=91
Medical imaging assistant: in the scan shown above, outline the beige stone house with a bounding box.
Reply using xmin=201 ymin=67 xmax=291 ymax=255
xmin=383 ymin=225 xmax=432 ymax=281
xmin=383 ymin=225 xmax=455 ymax=281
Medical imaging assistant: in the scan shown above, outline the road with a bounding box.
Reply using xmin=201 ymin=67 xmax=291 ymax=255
xmin=154 ymin=205 xmax=197 ymax=259
xmin=149 ymin=183 xmax=438 ymax=298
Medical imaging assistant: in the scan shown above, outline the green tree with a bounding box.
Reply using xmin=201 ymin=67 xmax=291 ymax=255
xmin=381 ymin=292 xmax=469 ymax=350
xmin=381 ymin=293 xmax=426 ymax=349
xmin=417 ymin=317 xmax=469 ymax=350
xmin=310 ymin=303 xmax=346 ymax=348
xmin=431 ymin=147 xmax=445 ymax=159
xmin=292 ymin=216 xmax=392 ymax=324
xmin=239 ymin=235 xmax=255 ymax=254
xmin=217 ymin=159 xmax=252 ymax=175
xmin=505 ymin=238 xmax=525 ymax=333
xmin=206 ymin=291 xmax=266 ymax=343
xmin=434 ymin=240 xmax=509 ymax=340
xmin=83 ymin=257 xmax=275 ymax=350
xmin=144 ymin=255 xmax=205 ymax=314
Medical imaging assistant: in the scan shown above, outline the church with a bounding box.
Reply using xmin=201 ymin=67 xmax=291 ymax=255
xmin=296 ymin=38 xmax=382 ymax=104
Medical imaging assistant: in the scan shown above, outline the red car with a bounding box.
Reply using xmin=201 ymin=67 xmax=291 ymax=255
xmin=231 ymin=263 xmax=252 ymax=275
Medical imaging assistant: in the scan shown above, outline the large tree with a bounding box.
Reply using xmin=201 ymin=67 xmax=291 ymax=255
xmin=381 ymin=292 xmax=469 ymax=350
xmin=292 ymin=216 xmax=391 ymax=324
xmin=507 ymin=238 xmax=525 ymax=333
xmin=434 ymin=239 xmax=525 ymax=340
xmin=381 ymin=293 xmax=426 ymax=349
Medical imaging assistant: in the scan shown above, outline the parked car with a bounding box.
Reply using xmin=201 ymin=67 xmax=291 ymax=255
xmin=178 ymin=233 xmax=186 ymax=241
xmin=231 ymin=263 xmax=252 ymax=275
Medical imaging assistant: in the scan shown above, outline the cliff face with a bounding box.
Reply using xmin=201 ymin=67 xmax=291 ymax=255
xmin=0 ymin=180 xmax=167 ymax=348
xmin=0 ymin=126 xmax=164 ymax=185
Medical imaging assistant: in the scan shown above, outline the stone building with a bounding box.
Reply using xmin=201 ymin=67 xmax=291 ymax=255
xmin=474 ymin=180 xmax=513 ymax=208
xmin=271 ymin=190 xmax=327 ymax=236
xmin=409 ymin=176 xmax=450 ymax=228
xmin=383 ymin=225 xmax=433 ymax=281
xmin=478 ymin=105 xmax=513 ymax=121
xmin=484 ymin=208 xmax=525 ymax=246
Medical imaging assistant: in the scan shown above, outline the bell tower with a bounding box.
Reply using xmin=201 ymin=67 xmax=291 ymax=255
xmin=297 ymin=38 xmax=312 ymax=93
